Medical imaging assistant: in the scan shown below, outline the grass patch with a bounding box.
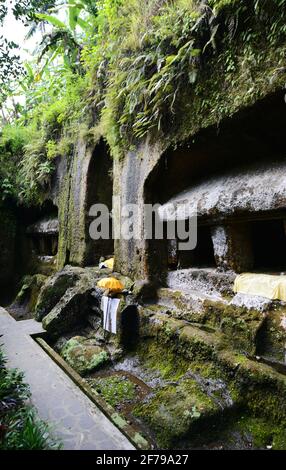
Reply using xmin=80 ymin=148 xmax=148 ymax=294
xmin=87 ymin=375 xmax=136 ymax=408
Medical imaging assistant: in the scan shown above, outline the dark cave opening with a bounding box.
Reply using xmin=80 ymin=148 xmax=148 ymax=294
xmin=31 ymin=235 xmax=58 ymax=257
xmin=85 ymin=139 xmax=114 ymax=266
xmin=250 ymin=219 xmax=286 ymax=272
xmin=168 ymin=226 xmax=216 ymax=270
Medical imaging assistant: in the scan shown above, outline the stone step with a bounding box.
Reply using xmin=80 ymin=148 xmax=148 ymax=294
xmin=167 ymin=268 xmax=235 ymax=297
xmin=138 ymin=307 xmax=286 ymax=423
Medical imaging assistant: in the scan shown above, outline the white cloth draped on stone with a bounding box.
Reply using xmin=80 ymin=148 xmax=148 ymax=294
xmin=101 ymin=296 xmax=121 ymax=334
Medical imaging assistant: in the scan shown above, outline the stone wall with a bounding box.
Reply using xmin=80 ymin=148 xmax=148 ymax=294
xmin=113 ymin=139 xmax=163 ymax=281
xmin=112 ymin=90 xmax=286 ymax=283
xmin=0 ymin=202 xmax=17 ymax=302
xmin=56 ymin=138 xmax=114 ymax=269
xmin=55 ymin=79 xmax=286 ymax=285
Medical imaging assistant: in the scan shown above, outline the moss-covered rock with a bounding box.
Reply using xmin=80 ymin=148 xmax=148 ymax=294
xmin=35 ymin=266 xmax=83 ymax=321
xmin=41 ymin=267 xmax=108 ymax=335
xmin=61 ymin=336 xmax=109 ymax=376
xmin=204 ymin=300 xmax=265 ymax=354
xmin=236 ymin=416 xmax=286 ymax=450
xmin=139 ymin=311 xmax=222 ymax=363
xmin=134 ymin=377 xmax=224 ymax=448
xmin=42 ymin=284 xmax=92 ymax=335
xmin=217 ymin=349 xmax=286 ymax=424
xmin=256 ymin=307 xmax=286 ymax=362
xmin=8 ymin=274 xmax=47 ymax=319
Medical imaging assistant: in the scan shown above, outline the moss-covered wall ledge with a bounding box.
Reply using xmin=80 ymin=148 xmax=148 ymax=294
xmin=162 ymin=43 xmax=286 ymax=149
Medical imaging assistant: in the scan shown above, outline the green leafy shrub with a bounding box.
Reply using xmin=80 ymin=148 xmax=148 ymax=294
xmin=81 ymin=0 xmax=286 ymax=156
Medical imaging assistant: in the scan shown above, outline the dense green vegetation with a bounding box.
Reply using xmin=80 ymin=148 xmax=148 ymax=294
xmin=0 ymin=0 xmax=286 ymax=205
xmin=0 ymin=346 xmax=58 ymax=449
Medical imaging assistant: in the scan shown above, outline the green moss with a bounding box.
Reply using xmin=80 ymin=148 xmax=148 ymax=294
xmin=88 ymin=375 xmax=136 ymax=408
xmin=83 ymin=0 xmax=286 ymax=157
xmin=255 ymin=308 xmax=286 ymax=362
xmin=134 ymin=377 xmax=220 ymax=448
xmin=216 ymin=349 xmax=286 ymax=424
xmin=61 ymin=337 xmax=109 ymax=376
xmin=137 ymin=340 xmax=190 ymax=381
xmin=1 ymin=0 xmax=286 ymax=192
xmin=14 ymin=274 xmax=47 ymax=313
xmin=237 ymin=416 xmax=286 ymax=450
xmin=203 ymin=300 xmax=264 ymax=354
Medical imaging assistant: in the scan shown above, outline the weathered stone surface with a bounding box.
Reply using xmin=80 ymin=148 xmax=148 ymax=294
xmin=35 ymin=265 xmax=83 ymax=321
xmin=167 ymin=268 xmax=235 ymax=297
xmin=156 ymin=287 xmax=209 ymax=322
xmin=56 ymin=138 xmax=113 ymax=269
xmin=211 ymin=224 xmax=254 ymax=273
xmin=138 ymin=310 xmax=222 ymax=363
xmin=42 ymin=267 xmax=104 ymax=335
xmin=217 ymin=349 xmax=286 ymax=424
xmin=133 ymin=334 xmax=286 ymax=448
xmin=159 ymin=162 xmax=286 ymax=221
xmin=147 ymin=287 xmax=266 ymax=355
xmin=203 ymin=300 xmax=265 ymax=355
xmin=230 ymin=293 xmax=273 ymax=312
xmin=255 ymin=307 xmax=286 ymax=362
xmin=8 ymin=274 xmax=48 ymax=319
xmin=27 ymin=217 xmax=58 ymax=235
xmin=113 ymin=139 xmax=163 ymax=281
xmin=42 ymin=285 xmax=91 ymax=335
xmin=137 ymin=340 xmax=260 ymax=448
xmin=60 ymin=336 xmax=109 ymax=376
xmin=135 ymin=317 xmax=286 ymax=446
xmin=135 ymin=379 xmax=219 ymax=448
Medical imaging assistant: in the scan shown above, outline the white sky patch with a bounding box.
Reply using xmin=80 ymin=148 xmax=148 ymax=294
xmin=0 ymin=1 xmax=40 ymax=62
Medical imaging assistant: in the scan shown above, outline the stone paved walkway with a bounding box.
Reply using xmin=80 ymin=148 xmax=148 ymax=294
xmin=0 ymin=308 xmax=134 ymax=450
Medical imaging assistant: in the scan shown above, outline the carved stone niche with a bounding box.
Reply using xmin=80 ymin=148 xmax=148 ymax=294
xmin=211 ymin=224 xmax=254 ymax=273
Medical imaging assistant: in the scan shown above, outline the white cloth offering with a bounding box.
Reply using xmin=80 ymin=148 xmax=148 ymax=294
xmin=101 ymin=296 xmax=120 ymax=334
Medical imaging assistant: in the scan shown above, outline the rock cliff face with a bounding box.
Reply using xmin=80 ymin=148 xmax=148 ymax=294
xmin=0 ymin=202 xmax=17 ymax=303
xmin=54 ymin=138 xmax=113 ymax=269
xmin=2 ymin=3 xmax=286 ymax=449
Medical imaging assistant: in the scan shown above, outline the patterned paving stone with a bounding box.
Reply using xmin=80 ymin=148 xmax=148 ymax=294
xmin=0 ymin=309 xmax=134 ymax=450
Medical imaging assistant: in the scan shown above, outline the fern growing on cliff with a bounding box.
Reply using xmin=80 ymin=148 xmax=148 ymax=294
xmin=1 ymin=0 xmax=286 ymax=202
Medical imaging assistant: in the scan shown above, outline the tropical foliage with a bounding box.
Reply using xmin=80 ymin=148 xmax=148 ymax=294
xmin=0 ymin=0 xmax=286 ymax=205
